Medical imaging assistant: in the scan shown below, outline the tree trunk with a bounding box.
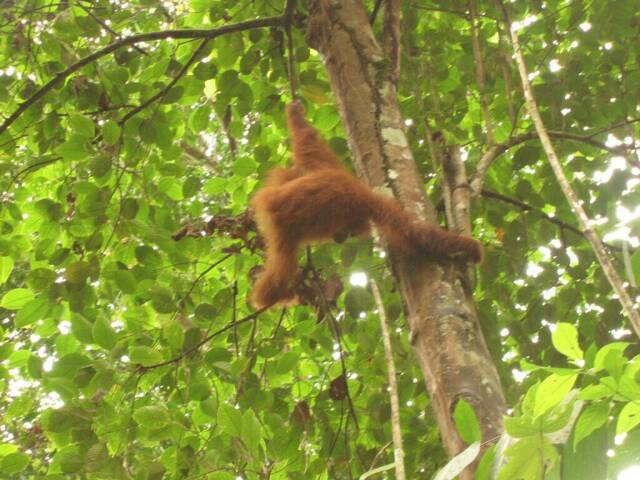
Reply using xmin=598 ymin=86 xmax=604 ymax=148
xmin=305 ymin=1 xmax=505 ymax=475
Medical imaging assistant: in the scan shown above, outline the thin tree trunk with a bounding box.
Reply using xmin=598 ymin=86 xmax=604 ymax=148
xmin=371 ymin=280 xmax=406 ymax=480
xmin=305 ymin=1 xmax=506 ymax=476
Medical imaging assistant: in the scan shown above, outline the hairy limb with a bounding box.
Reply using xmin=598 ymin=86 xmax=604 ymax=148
xmin=369 ymin=194 xmax=483 ymax=263
xmin=286 ymin=100 xmax=345 ymax=171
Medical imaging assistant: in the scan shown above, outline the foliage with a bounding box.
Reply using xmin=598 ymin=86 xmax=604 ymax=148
xmin=0 ymin=0 xmax=639 ymax=479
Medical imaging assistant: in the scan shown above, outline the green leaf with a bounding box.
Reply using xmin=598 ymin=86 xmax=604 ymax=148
xmin=534 ymin=374 xmax=578 ymax=417
xmin=52 ymin=353 xmax=91 ymax=377
xmin=0 ymin=444 xmax=18 ymax=456
xmin=275 ymin=351 xmax=299 ymax=375
xmin=70 ymin=314 xmax=94 ymax=343
xmin=15 ymin=299 xmax=50 ymax=327
xmin=163 ymin=321 xmax=184 ymax=350
xmin=204 ymin=177 xmax=227 ymax=194
xmin=121 ymin=198 xmax=139 ymax=219
xmin=89 ymin=155 xmax=112 ymax=178
xmin=594 ymin=342 xmax=629 ymax=372
xmin=69 ymin=114 xmax=95 ymax=138
xmin=499 ymin=436 xmax=558 ymax=480
xmin=1 ymin=288 xmax=35 ymax=310
xmin=233 ymin=156 xmax=258 ymax=176
xmin=504 ymin=414 xmax=540 ymax=438
xmin=102 ymin=120 xmax=121 ymax=145
xmin=113 ymin=270 xmax=137 ymax=294
xmin=85 ymin=443 xmax=109 ymax=473
xmin=617 ymin=401 xmax=640 ymax=435
xmin=0 ymin=256 xmax=14 ymax=285
xmin=189 ymin=105 xmax=210 ymax=132
xmin=92 ymin=317 xmax=117 ymax=350
xmin=573 ymin=402 xmax=609 ymax=448
xmin=242 ymin=409 xmax=262 ymax=455
xmin=0 ymin=452 xmax=29 ymax=475
xmin=563 ymin=426 xmax=608 ymax=480
xmin=182 ymin=176 xmax=202 ymax=198
xmin=133 ymin=405 xmax=170 ymax=428
xmin=55 ymin=135 xmax=89 ymax=161
xmin=551 ymin=323 xmax=583 ymax=360
xmin=129 ymin=346 xmax=162 ymax=367
xmin=218 ymin=403 xmax=242 ymax=437
xmin=200 ymin=398 xmax=218 ymax=418
xmin=194 ymin=61 xmax=218 ymax=81
xmin=64 ymin=261 xmax=91 ymax=284
xmin=453 ymin=398 xmax=482 ymax=443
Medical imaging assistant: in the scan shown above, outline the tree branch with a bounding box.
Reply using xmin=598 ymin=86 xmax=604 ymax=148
xmin=0 ymin=15 xmax=285 ymax=136
xmin=501 ymin=2 xmax=640 ymax=339
xmin=468 ymin=0 xmax=494 ymax=145
xmin=79 ymin=3 xmax=148 ymax=55
xmin=370 ymin=280 xmax=406 ymax=480
xmin=369 ymin=0 xmax=384 ymax=24
xmin=118 ymin=39 xmax=209 ymax=125
xmin=284 ymin=0 xmax=299 ymax=97
xmin=480 ymin=189 xmax=621 ymax=252
xmin=470 ymin=130 xmax=639 ymax=195
xmin=142 ymin=307 xmax=269 ymax=370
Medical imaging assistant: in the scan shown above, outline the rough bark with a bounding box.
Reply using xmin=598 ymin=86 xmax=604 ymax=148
xmin=305 ymin=0 xmax=505 ymax=475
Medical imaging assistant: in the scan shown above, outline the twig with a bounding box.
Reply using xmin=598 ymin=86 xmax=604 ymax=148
xmin=470 ymin=130 xmax=639 ymax=195
xmin=79 ymin=3 xmax=148 ymax=55
xmin=118 ymin=39 xmax=209 ymax=125
xmin=232 ymin=280 xmax=239 ymax=356
xmin=479 ymin=189 xmax=621 ymax=251
xmin=306 ymin=256 xmax=359 ymax=430
xmin=142 ymin=306 xmax=270 ymax=370
xmin=179 ymin=254 xmax=233 ymax=310
xmin=10 ymin=157 xmax=60 ymax=185
xmin=370 ymin=280 xmax=406 ymax=480
xmin=284 ymin=0 xmax=298 ymax=97
xmin=623 ymin=241 xmax=637 ymax=288
xmin=502 ymin=2 xmax=640 ymax=339
xmin=369 ymin=0 xmax=384 ymax=24
xmin=468 ymin=0 xmax=494 ymax=145
xmin=0 ymin=15 xmax=285 ymax=136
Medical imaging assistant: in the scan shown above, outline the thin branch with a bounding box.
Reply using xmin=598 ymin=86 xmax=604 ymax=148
xmin=284 ymin=0 xmax=298 ymax=97
xmin=179 ymin=140 xmax=217 ymax=168
xmin=382 ymin=0 xmax=402 ymax=84
xmin=10 ymin=156 xmax=61 ymax=185
xmin=623 ymin=241 xmax=637 ymax=288
xmin=587 ymin=117 xmax=640 ymax=138
xmin=370 ymin=280 xmax=406 ymax=480
xmin=470 ymin=129 xmax=639 ymax=195
xmin=306 ymin=254 xmax=359 ymax=430
xmin=142 ymin=307 xmax=270 ymax=370
xmin=480 ymin=189 xmax=621 ymax=252
xmin=468 ymin=0 xmax=494 ymax=144
xmin=79 ymin=3 xmax=148 ymax=55
xmin=370 ymin=0 xmax=384 ymax=24
xmin=118 ymin=39 xmax=209 ymax=125
xmin=0 ymin=15 xmax=285 ymax=136
xmin=502 ymin=2 xmax=640 ymax=339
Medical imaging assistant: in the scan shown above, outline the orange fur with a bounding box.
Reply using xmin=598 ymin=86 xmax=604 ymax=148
xmin=250 ymin=100 xmax=482 ymax=309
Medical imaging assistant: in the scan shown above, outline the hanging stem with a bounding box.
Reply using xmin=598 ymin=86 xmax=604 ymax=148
xmin=502 ymin=4 xmax=640 ymax=339
xmin=284 ymin=0 xmax=299 ymax=98
xmin=468 ymin=0 xmax=495 ymax=145
xmin=370 ymin=280 xmax=406 ymax=480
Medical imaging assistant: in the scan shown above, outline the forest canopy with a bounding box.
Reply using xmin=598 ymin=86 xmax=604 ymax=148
xmin=0 ymin=1 xmax=639 ymax=479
